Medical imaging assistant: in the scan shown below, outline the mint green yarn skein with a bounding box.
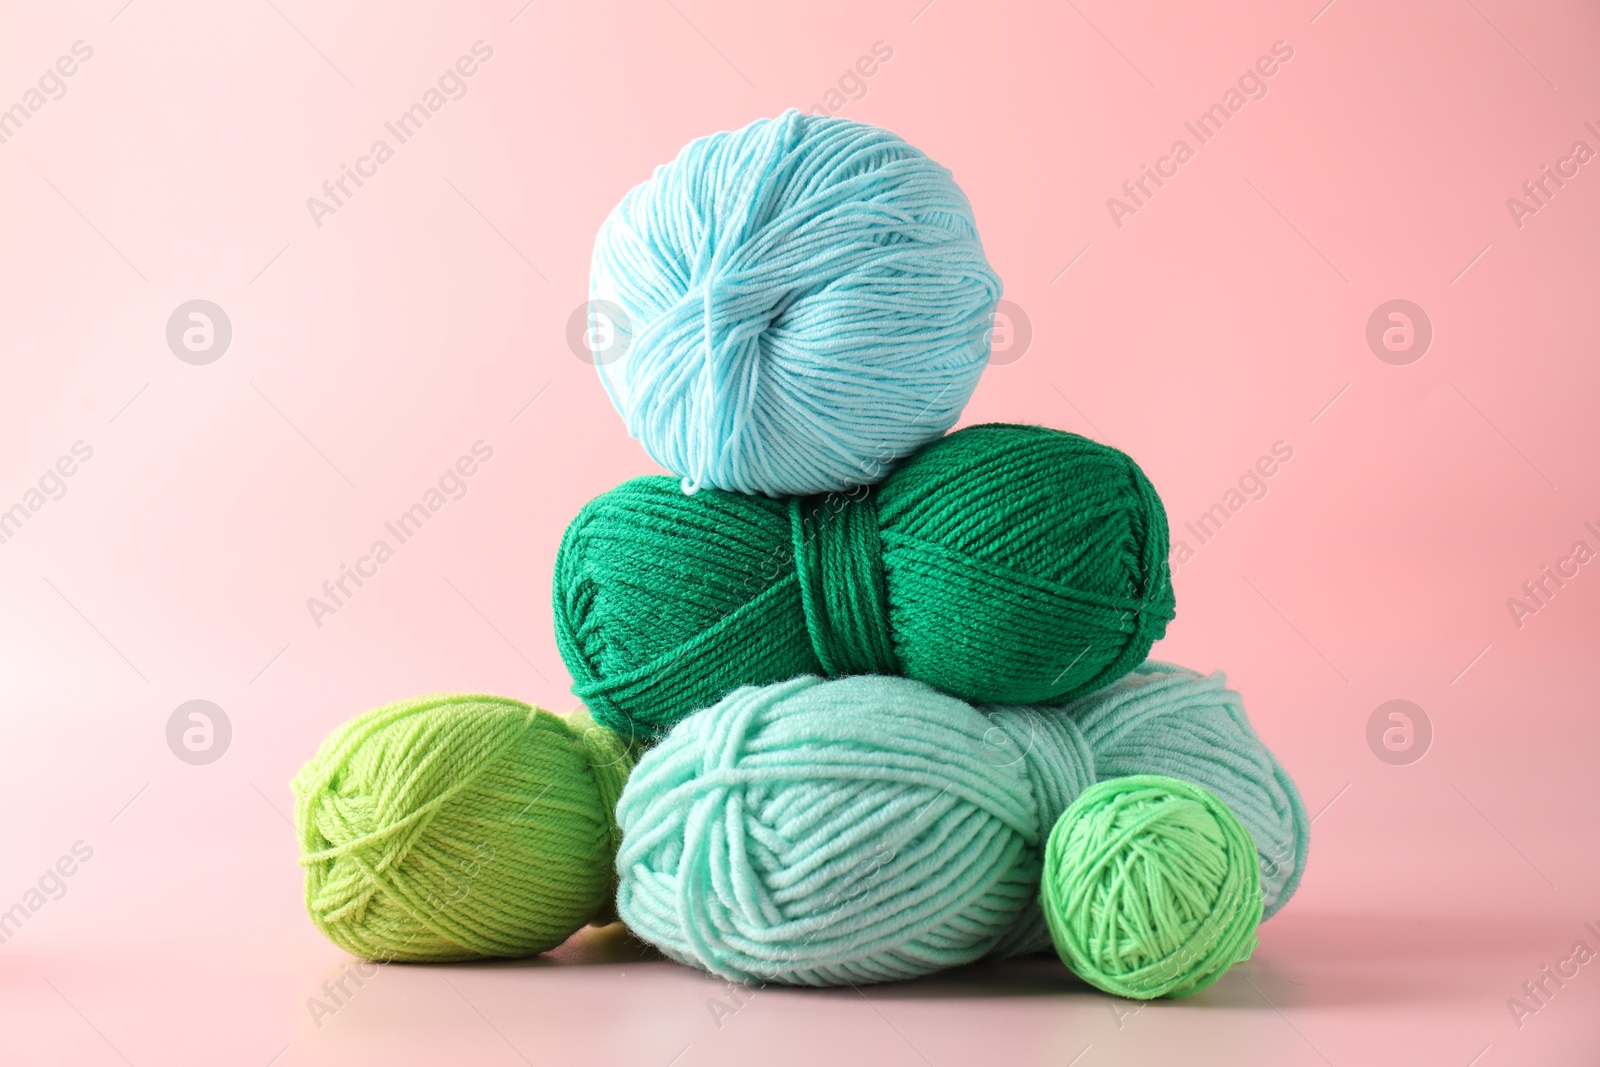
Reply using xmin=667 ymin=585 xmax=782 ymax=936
xmin=590 ymin=109 xmax=1002 ymax=498
xmin=615 ymin=674 xmax=1098 ymax=986
xmin=1041 ymin=775 xmax=1263 ymax=1000
xmin=615 ymin=665 xmax=1304 ymax=988
xmin=293 ymin=695 xmax=633 ymax=962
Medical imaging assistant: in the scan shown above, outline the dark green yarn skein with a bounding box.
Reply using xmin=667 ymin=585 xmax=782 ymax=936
xmin=555 ymin=423 xmax=1175 ymax=738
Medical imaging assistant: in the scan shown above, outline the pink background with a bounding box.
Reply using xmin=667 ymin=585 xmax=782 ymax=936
xmin=2 ymin=0 xmax=1598 ymax=1063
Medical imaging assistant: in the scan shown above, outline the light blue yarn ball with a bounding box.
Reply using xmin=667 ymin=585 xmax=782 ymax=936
xmin=1053 ymin=661 xmax=1310 ymax=917
xmin=589 ymin=110 xmax=1003 ymax=497
xmin=614 ymin=675 xmax=1095 ymax=986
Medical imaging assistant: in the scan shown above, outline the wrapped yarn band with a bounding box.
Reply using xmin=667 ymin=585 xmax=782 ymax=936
xmin=792 ymin=493 xmax=897 ymax=676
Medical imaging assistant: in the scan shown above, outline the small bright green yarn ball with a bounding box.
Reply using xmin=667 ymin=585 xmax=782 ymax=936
xmin=293 ymin=694 xmax=633 ymax=962
xmin=1041 ymin=774 xmax=1263 ymax=1000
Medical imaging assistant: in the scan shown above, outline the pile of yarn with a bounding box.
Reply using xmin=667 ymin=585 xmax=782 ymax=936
xmin=290 ymin=111 xmax=1307 ymax=1003
xmin=615 ymin=666 xmax=1303 ymax=993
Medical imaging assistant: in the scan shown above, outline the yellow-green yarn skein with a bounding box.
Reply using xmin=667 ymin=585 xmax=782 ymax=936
xmin=1041 ymin=775 xmax=1262 ymax=1000
xmin=293 ymin=694 xmax=633 ymax=962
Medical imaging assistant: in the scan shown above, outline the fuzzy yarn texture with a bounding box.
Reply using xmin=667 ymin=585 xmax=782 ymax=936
xmin=614 ymin=674 xmax=1097 ymax=986
xmin=556 ymin=422 xmax=1175 ymax=740
xmin=293 ymin=694 xmax=633 ymax=962
xmin=589 ymin=109 xmax=1002 ymax=497
xmin=1041 ymin=775 xmax=1263 ymax=1000
xmin=1053 ymin=661 xmax=1309 ymax=916
xmin=615 ymin=664 xmax=1303 ymax=987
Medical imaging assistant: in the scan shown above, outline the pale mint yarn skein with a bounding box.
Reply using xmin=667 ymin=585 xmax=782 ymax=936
xmin=615 ymin=675 xmax=1096 ymax=986
xmin=615 ymin=667 xmax=1306 ymax=988
xmin=589 ymin=110 xmax=1002 ymax=497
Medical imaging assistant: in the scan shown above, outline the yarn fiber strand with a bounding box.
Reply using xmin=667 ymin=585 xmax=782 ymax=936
xmin=556 ymin=423 xmax=1175 ymax=739
xmin=590 ymin=109 xmax=1002 ymax=497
